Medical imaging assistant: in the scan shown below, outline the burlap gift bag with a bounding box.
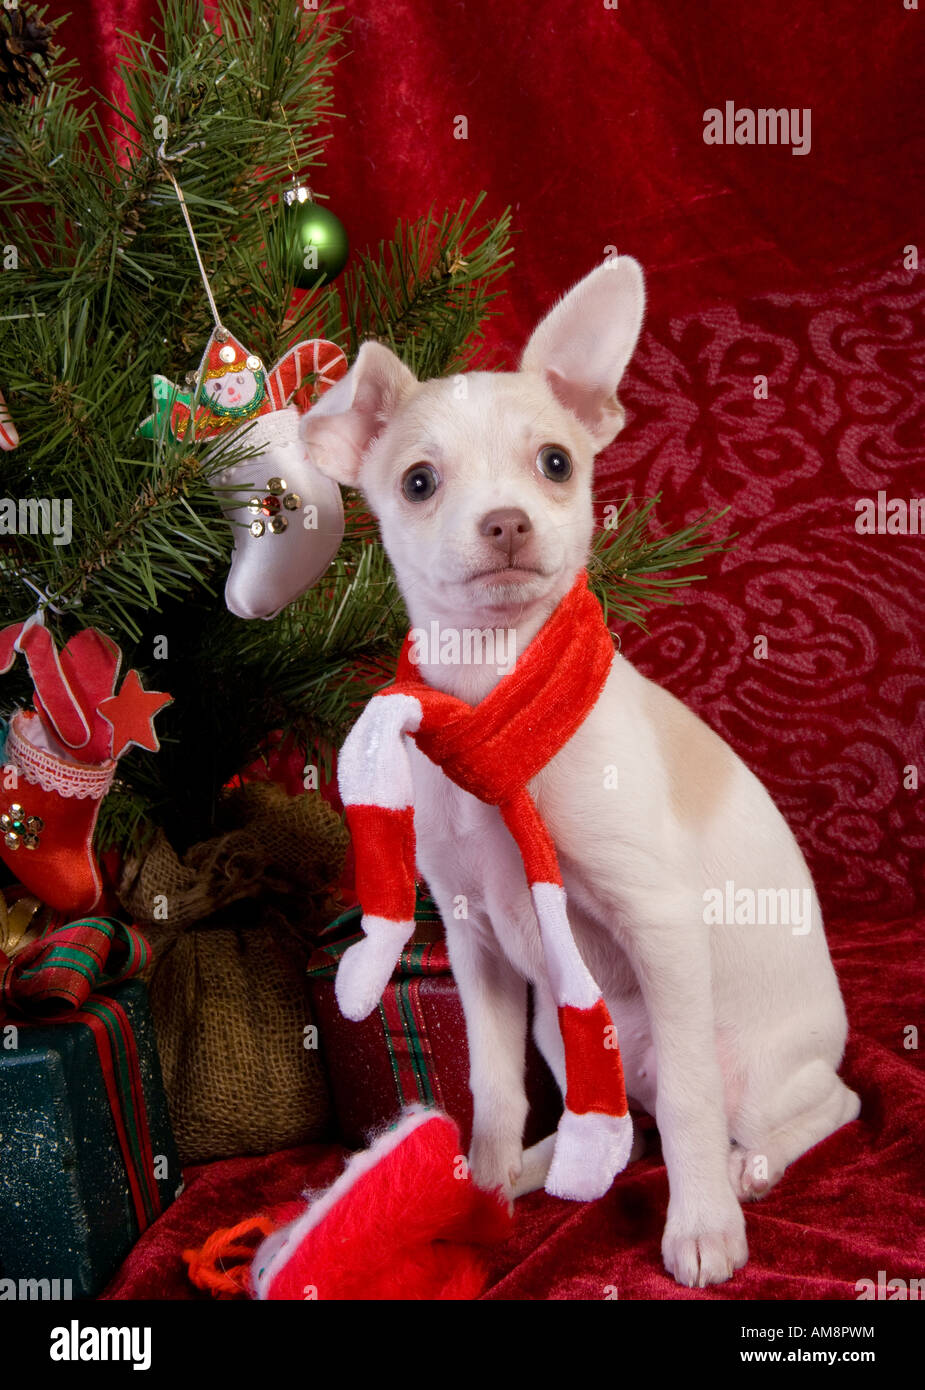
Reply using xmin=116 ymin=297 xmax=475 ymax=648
xmin=117 ymin=782 xmax=347 ymax=1165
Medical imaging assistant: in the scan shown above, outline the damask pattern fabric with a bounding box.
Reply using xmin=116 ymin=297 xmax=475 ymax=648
xmin=611 ymin=266 xmax=925 ymax=928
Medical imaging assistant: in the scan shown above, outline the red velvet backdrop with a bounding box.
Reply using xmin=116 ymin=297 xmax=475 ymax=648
xmin=49 ymin=0 xmax=924 ymax=1299
xmin=57 ymin=0 xmax=924 ymax=327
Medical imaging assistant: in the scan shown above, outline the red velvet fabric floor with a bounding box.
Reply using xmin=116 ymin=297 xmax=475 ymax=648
xmin=102 ymin=1026 xmax=925 ymax=1301
xmin=59 ymin=0 xmax=924 ymax=1299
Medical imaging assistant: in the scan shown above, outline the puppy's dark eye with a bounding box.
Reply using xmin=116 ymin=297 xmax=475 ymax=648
xmin=401 ymin=464 xmax=439 ymax=502
xmin=537 ymin=445 xmax=573 ymax=482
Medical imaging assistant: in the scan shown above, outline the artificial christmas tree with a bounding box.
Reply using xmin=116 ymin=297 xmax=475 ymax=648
xmin=0 ymin=912 xmax=181 ymax=1297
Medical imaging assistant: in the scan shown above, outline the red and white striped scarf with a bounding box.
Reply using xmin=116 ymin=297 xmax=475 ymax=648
xmin=337 ymin=570 xmax=633 ymax=1200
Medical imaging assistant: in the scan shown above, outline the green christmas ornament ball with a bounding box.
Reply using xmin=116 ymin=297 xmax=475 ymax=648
xmin=280 ymin=188 xmax=349 ymax=288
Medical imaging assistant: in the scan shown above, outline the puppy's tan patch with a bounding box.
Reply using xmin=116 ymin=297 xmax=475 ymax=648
xmin=643 ymin=679 xmax=737 ymax=826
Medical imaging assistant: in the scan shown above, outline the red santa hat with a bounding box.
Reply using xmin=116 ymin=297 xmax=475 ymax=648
xmin=185 ymin=1109 xmax=511 ymax=1301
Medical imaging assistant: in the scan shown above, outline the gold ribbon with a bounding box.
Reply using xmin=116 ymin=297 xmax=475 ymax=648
xmin=0 ymin=889 xmax=46 ymax=957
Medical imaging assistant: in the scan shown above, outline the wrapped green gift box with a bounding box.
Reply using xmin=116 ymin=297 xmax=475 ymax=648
xmin=0 ymin=979 xmax=182 ymax=1299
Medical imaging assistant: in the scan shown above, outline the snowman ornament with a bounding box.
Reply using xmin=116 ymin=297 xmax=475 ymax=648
xmin=140 ymin=331 xmax=348 ymax=619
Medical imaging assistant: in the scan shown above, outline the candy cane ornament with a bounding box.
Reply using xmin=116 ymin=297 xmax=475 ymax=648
xmin=0 ymin=388 xmax=19 ymax=450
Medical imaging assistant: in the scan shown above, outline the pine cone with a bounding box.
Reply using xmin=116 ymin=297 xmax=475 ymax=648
xmin=0 ymin=7 xmax=54 ymax=107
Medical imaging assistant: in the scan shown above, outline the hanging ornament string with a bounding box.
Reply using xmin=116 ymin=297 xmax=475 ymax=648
xmin=283 ymin=108 xmax=301 ymax=177
xmin=277 ymin=101 xmax=313 ymax=203
xmin=18 ymin=574 xmax=68 ymax=617
xmin=157 ymin=148 xmax=226 ymax=339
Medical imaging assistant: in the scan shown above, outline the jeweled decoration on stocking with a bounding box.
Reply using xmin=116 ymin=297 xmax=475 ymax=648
xmin=1 ymin=801 xmax=44 ymax=850
xmin=247 ymin=476 xmax=302 ymax=537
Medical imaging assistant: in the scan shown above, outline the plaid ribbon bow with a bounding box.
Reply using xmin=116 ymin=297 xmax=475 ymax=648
xmin=0 ymin=915 xmax=163 ymax=1232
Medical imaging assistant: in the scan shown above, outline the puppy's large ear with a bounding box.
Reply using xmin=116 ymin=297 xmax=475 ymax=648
xmin=519 ymin=257 xmax=645 ymax=451
xmin=300 ymin=340 xmax=418 ymax=487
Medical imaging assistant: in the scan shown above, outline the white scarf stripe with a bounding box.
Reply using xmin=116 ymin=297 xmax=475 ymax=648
xmin=338 ymin=693 xmax=423 ymax=811
xmin=529 ymin=883 xmax=603 ymax=1011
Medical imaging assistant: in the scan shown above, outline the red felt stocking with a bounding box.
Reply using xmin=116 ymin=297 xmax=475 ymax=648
xmin=0 ymin=616 xmax=169 ymax=915
xmin=1 ymin=709 xmax=115 ymax=914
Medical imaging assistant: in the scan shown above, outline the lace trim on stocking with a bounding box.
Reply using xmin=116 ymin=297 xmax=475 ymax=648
xmin=7 ymin=718 xmax=116 ymax=800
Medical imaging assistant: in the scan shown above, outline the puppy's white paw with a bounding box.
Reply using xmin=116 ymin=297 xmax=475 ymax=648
xmin=662 ymin=1202 xmax=748 ymax=1287
xmin=728 ymin=1145 xmax=783 ymax=1202
xmin=468 ymin=1133 xmax=524 ymax=1207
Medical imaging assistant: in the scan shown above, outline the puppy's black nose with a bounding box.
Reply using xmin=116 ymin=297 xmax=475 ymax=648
xmin=479 ymin=507 xmax=532 ymax=555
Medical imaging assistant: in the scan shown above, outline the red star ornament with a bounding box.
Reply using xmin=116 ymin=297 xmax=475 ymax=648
xmin=98 ymin=669 xmax=172 ymax=759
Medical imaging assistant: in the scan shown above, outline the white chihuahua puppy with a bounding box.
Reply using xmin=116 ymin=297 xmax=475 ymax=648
xmin=301 ymin=259 xmax=860 ymax=1287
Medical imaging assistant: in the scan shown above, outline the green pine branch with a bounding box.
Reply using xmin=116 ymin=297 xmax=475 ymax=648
xmin=341 ymin=195 xmax=515 ymax=377
xmin=589 ymin=497 xmax=734 ymax=630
